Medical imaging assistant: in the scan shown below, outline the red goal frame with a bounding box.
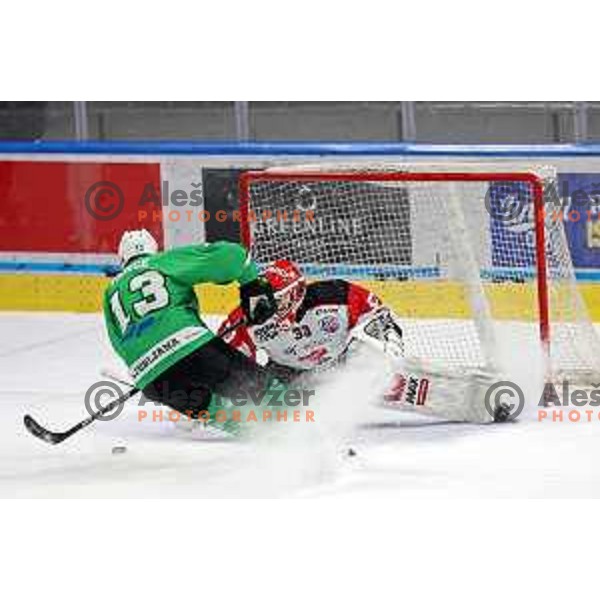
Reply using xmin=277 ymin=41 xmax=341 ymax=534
xmin=238 ymin=170 xmax=549 ymax=351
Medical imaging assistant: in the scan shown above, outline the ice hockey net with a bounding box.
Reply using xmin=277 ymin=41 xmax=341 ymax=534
xmin=239 ymin=165 xmax=600 ymax=384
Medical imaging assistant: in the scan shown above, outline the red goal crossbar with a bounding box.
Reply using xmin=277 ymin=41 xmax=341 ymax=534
xmin=238 ymin=170 xmax=549 ymax=353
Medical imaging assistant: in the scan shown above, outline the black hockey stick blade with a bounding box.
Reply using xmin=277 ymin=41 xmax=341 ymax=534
xmin=23 ymin=386 xmax=140 ymax=445
xmin=23 ymin=414 xmax=68 ymax=445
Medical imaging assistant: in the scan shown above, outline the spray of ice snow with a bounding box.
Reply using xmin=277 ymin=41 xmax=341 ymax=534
xmin=224 ymin=344 xmax=393 ymax=496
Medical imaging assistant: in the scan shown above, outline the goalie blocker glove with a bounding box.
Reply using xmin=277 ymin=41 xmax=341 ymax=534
xmin=240 ymin=277 xmax=277 ymax=326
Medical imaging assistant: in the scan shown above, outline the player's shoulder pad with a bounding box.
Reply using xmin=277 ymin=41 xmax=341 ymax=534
xmin=298 ymin=280 xmax=350 ymax=319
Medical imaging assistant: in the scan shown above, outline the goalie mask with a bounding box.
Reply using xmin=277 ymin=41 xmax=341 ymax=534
xmin=263 ymin=260 xmax=306 ymax=327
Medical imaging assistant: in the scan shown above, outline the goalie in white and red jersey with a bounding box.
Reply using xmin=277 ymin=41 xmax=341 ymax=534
xmin=219 ymin=259 xmax=509 ymax=423
xmin=219 ymin=259 xmax=398 ymax=380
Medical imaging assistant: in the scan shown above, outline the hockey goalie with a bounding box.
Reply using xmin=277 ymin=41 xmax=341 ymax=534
xmin=219 ymin=260 xmax=509 ymax=423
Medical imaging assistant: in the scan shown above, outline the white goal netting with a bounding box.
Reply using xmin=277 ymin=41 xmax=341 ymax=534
xmin=239 ymin=164 xmax=600 ymax=384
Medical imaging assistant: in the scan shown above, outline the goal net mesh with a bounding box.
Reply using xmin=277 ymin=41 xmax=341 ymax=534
xmin=240 ymin=165 xmax=600 ymax=383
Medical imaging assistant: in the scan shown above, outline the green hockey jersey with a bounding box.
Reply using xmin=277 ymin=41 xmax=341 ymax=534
xmin=103 ymin=241 xmax=258 ymax=389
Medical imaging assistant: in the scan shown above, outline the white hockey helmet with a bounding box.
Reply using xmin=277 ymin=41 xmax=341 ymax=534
xmin=118 ymin=229 xmax=158 ymax=266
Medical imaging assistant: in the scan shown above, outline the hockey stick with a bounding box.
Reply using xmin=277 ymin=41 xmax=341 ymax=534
xmin=219 ymin=317 xmax=247 ymax=338
xmin=23 ymin=386 xmax=140 ymax=445
xmin=100 ymin=368 xmax=134 ymax=388
xmin=25 ymin=318 xmax=249 ymax=445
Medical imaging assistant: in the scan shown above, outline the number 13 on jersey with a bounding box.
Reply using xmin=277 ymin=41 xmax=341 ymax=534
xmin=109 ymin=270 xmax=170 ymax=335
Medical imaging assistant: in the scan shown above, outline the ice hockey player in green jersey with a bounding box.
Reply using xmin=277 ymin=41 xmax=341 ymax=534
xmin=103 ymin=229 xmax=280 ymax=432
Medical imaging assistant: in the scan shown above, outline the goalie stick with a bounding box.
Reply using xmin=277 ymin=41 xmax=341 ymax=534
xmin=23 ymin=317 xmax=249 ymax=445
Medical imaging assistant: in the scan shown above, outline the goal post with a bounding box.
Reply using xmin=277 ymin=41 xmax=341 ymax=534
xmin=238 ymin=165 xmax=600 ymax=385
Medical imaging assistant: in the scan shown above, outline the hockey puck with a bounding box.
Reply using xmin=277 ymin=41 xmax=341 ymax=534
xmin=111 ymin=446 xmax=127 ymax=455
xmin=347 ymin=448 xmax=357 ymax=457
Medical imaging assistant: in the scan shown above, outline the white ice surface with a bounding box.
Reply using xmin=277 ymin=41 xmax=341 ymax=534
xmin=2 ymin=312 xmax=600 ymax=498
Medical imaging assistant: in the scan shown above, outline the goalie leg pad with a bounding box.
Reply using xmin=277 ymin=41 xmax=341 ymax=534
xmin=352 ymin=309 xmax=499 ymax=423
xmin=383 ymin=360 xmax=499 ymax=424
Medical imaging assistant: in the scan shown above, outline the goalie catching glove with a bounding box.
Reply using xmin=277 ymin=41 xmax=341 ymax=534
xmin=354 ymin=307 xmax=404 ymax=360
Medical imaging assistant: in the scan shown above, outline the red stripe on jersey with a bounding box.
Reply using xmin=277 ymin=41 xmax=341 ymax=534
xmin=217 ymin=307 xmax=257 ymax=360
xmin=346 ymin=284 xmax=382 ymax=329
